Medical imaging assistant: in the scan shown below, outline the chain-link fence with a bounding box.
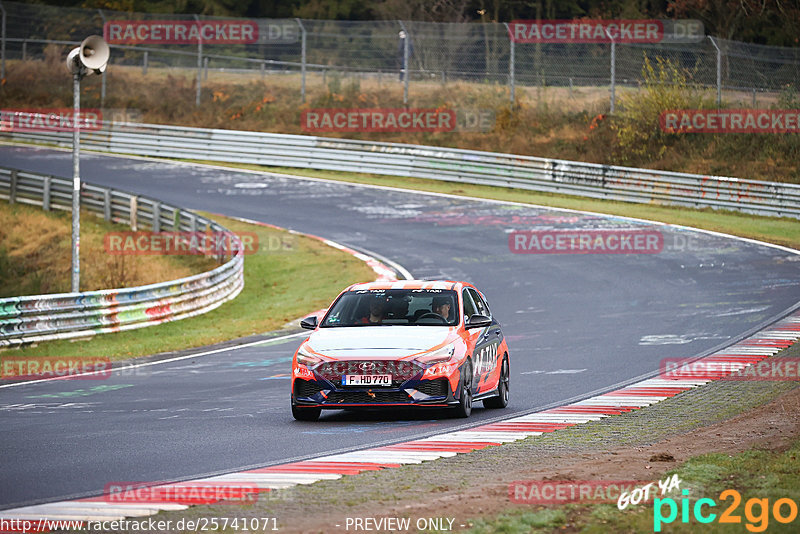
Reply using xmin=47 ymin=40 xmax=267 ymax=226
xmin=1 ymin=0 xmax=798 ymax=109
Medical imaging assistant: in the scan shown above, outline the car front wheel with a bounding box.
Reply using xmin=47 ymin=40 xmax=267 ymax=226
xmin=291 ymin=397 xmax=321 ymax=421
xmin=453 ymin=360 xmax=473 ymax=418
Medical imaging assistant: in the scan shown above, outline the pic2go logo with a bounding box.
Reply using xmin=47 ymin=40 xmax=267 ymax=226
xmin=654 ymin=489 xmax=799 ymax=532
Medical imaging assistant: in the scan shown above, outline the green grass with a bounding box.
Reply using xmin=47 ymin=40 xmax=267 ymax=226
xmin=465 ymin=438 xmax=800 ymax=533
xmin=187 ymin=161 xmax=800 ymax=251
xmin=0 ymin=212 xmax=376 ymax=360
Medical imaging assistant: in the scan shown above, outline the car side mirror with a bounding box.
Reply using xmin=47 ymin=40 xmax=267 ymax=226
xmin=466 ymin=314 xmax=491 ymax=329
xmin=300 ymin=316 xmax=318 ymax=330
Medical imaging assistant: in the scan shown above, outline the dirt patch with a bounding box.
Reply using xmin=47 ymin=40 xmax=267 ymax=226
xmin=280 ymin=384 xmax=800 ymax=533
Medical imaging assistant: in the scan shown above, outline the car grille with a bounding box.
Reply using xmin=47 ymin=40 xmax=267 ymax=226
xmin=315 ymin=360 xmax=423 ymax=386
xmin=325 ymin=390 xmax=413 ymax=404
xmin=416 ymin=379 xmax=449 ymax=397
xmin=294 ymin=379 xmax=324 ymax=398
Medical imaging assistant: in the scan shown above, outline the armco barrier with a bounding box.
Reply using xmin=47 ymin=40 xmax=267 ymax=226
xmin=2 ymin=122 xmax=799 ymax=218
xmin=0 ymin=166 xmax=244 ymax=346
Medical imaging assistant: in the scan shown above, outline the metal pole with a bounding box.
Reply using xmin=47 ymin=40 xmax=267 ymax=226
xmin=143 ymin=50 xmax=148 ymax=75
xmin=71 ymin=72 xmax=81 ymax=292
xmin=296 ymin=18 xmax=306 ymax=102
xmin=194 ymin=14 xmax=202 ymax=106
xmin=1 ymin=1 xmax=6 ymax=81
xmin=399 ymin=21 xmax=409 ymax=106
xmin=606 ymin=29 xmax=616 ymax=114
xmin=708 ymin=36 xmax=721 ymax=108
xmin=503 ymin=22 xmax=515 ymax=103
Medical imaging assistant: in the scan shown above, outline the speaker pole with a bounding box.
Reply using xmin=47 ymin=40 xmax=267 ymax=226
xmin=66 ymin=35 xmax=109 ymax=293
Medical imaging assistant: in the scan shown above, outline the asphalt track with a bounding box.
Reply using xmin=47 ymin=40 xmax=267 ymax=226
xmin=1 ymin=144 xmax=799 ymax=509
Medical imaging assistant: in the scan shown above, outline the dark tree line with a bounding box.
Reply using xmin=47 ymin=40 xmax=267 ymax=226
xmin=26 ymin=0 xmax=800 ymax=46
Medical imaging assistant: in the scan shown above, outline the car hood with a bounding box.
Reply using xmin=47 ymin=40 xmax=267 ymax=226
xmin=306 ymin=326 xmax=455 ymax=359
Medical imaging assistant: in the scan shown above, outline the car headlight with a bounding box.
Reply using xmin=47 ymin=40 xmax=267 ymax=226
xmin=415 ymin=343 xmax=456 ymax=365
xmin=296 ymin=344 xmax=322 ymax=367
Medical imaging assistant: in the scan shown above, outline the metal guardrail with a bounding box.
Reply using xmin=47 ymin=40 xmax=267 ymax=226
xmin=3 ymin=122 xmax=799 ymax=218
xmin=0 ymin=166 xmax=244 ymax=346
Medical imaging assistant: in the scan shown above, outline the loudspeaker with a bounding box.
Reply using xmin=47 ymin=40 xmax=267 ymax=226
xmin=65 ymin=35 xmax=110 ymax=76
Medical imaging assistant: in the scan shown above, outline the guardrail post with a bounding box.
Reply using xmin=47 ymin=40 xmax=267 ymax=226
xmin=260 ymin=60 xmax=265 ymax=79
xmin=296 ymin=18 xmax=307 ymax=102
xmin=172 ymin=207 xmax=180 ymax=230
xmin=152 ymin=201 xmax=161 ymax=232
xmin=503 ymin=23 xmax=515 ymax=103
xmin=43 ymin=176 xmax=51 ymax=211
xmin=194 ymin=14 xmax=202 ymax=106
xmin=130 ymin=195 xmax=138 ymax=231
xmin=103 ymin=189 xmax=111 ymax=221
xmin=708 ymin=36 xmax=721 ymax=108
xmin=190 ymin=214 xmax=197 ymax=232
xmin=9 ymin=169 xmax=16 ymax=204
xmin=22 ymin=40 xmax=27 ymax=62
xmin=142 ymin=50 xmax=148 ymax=75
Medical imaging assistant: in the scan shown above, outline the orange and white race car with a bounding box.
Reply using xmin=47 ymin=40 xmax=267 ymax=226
xmin=291 ymin=280 xmax=510 ymax=421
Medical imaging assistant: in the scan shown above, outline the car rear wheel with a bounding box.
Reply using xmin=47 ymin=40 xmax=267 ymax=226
xmin=291 ymin=398 xmax=321 ymax=421
xmin=453 ymin=360 xmax=473 ymax=418
xmin=483 ymin=355 xmax=509 ymax=409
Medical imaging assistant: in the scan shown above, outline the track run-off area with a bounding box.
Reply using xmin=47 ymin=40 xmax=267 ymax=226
xmin=1 ymin=144 xmax=799 ymax=510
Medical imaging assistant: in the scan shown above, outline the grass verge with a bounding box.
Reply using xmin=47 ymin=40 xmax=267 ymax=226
xmin=464 ymin=438 xmax=800 ymax=533
xmin=186 ymin=160 xmax=800 ymax=251
xmin=0 ymin=212 xmax=376 ymax=360
xmin=0 ymin=201 xmax=215 ymax=296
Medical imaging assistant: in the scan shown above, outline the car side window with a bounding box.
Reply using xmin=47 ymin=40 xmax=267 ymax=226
xmin=462 ymin=289 xmax=477 ymax=321
xmin=468 ymin=288 xmax=490 ymax=318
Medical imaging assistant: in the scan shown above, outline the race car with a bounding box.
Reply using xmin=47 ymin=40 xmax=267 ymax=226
xmin=291 ymin=280 xmax=510 ymax=421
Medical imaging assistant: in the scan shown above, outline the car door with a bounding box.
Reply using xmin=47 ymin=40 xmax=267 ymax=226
xmin=466 ymin=288 xmax=502 ymax=395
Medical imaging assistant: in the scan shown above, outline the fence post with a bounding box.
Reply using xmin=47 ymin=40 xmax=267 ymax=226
xmin=22 ymin=40 xmax=26 ymax=61
xmin=152 ymin=201 xmax=161 ymax=232
xmin=203 ymin=56 xmax=209 ymax=80
xmin=0 ymin=1 xmax=6 ymax=81
xmin=503 ymin=22 xmax=515 ymax=103
xmin=9 ymin=169 xmax=16 ymax=204
xmin=399 ymin=21 xmax=409 ymax=106
xmin=708 ymin=36 xmax=721 ymax=107
xmin=43 ymin=176 xmax=51 ymax=211
xmin=296 ymin=18 xmax=306 ymax=102
xmin=142 ymin=50 xmax=148 ymax=75
xmin=130 ymin=195 xmax=138 ymax=231
xmin=103 ymin=189 xmax=111 ymax=221
xmin=194 ymin=14 xmax=202 ymax=106
xmin=605 ymin=29 xmax=616 ymax=114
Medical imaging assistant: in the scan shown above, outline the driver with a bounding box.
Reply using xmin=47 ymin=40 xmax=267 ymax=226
xmin=431 ymin=296 xmax=452 ymax=321
xmin=359 ymin=296 xmax=386 ymax=324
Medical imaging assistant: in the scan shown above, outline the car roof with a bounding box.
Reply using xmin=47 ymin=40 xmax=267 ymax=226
xmin=346 ymin=280 xmax=471 ymax=292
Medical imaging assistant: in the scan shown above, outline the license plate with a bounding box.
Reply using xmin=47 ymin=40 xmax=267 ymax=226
xmin=342 ymin=374 xmax=392 ymax=386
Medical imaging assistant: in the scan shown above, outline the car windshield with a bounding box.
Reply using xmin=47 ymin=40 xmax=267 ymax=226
xmin=321 ymin=289 xmax=459 ymax=327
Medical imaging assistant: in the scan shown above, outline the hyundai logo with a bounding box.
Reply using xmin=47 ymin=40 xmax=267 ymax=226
xmin=357 ymin=362 xmax=377 ymax=371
